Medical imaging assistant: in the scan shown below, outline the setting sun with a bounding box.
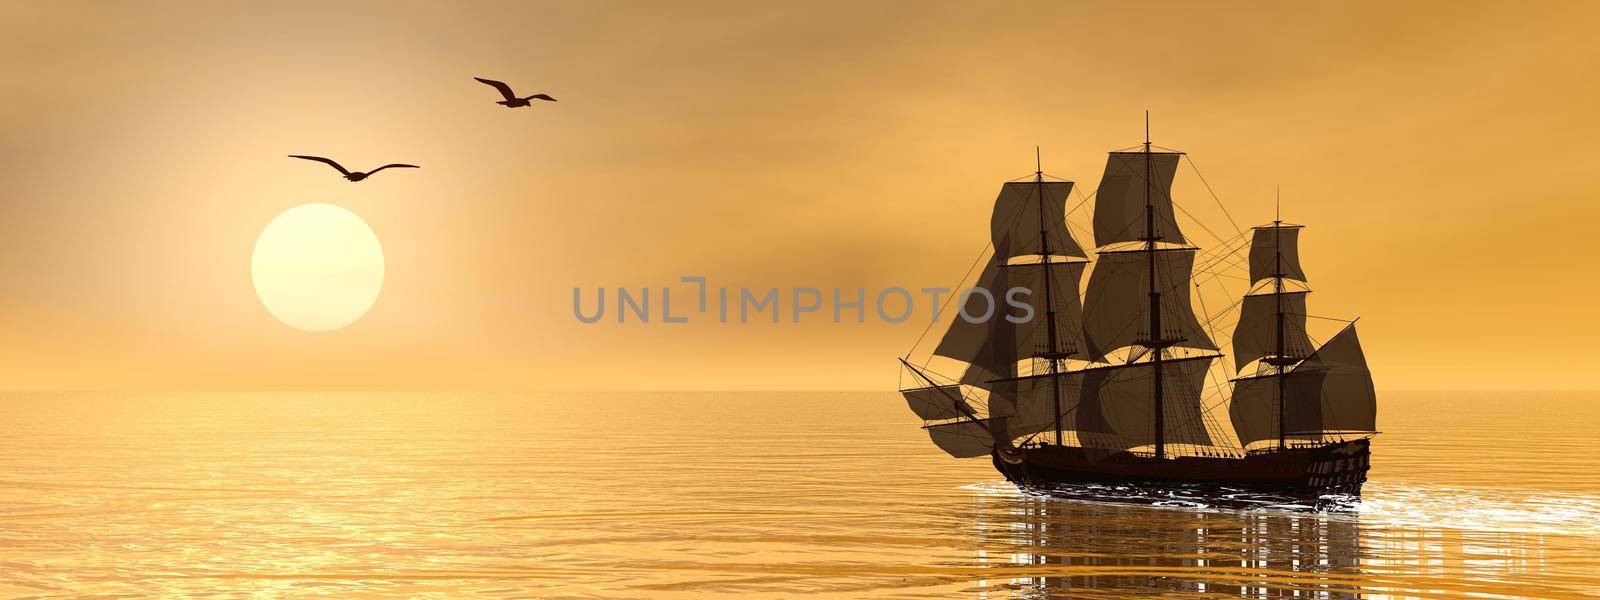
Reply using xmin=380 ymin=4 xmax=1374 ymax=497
xmin=250 ymin=203 xmax=385 ymax=332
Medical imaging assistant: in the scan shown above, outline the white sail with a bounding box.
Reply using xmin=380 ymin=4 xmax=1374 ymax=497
xmin=1075 ymin=356 xmax=1215 ymax=450
xmin=992 ymin=181 xmax=1085 ymax=259
xmin=902 ymin=385 xmax=972 ymax=421
xmin=935 ymin=233 xmax=1090 ymax=389
xmin=1005 ymin=356 xmax=1215 ymax=449
xmin=1231 ymin=291 xmax=1313 ymax=371
xmin=1292 ymin=324 xmax=1377 ymax=434
xmin=925 ymin=418 xmax=998 ymax=459
xmin=1082 ymin=249 xmax=1217 ymax=361
xmin=1008 ymin=380 xmax=1052 ymax=440
xmin=1092 ymin=152 xmax=1186 ymax=246
xmin=1248 ymin=225 xmax=1307 ymax=283
xmin=1227 ymin=376 xmax=1278 ymax=446
xmin=1003 ymin=261 xmax=1088 ymax=360
xmin=1007 ymin=372 xmax=1078 ymax=440
xmin=1229 ymin=324 xmax=1377 ymax=446
xmin=932 ymin=253 xmax=1018 ymax=387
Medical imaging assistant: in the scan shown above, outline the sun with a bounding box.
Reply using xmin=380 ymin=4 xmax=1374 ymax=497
xmin=251 ymin=203 xmax=385 ymax=332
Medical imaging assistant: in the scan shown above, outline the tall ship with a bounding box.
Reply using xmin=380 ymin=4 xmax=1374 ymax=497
xmin=898 ymin=127 xmax=1377 ymax=497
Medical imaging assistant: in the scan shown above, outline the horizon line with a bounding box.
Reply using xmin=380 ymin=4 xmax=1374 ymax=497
xmin=0 ymin=388 xmax=1593 ymax=394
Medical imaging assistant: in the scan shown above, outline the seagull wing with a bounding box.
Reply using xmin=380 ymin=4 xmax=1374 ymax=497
xmin=527 ymin=94 xmax=557 ymax=102
xmin=288 ymin=155 xmax=351 ymax=176
xmin=365 ymin=163 xmax=420 ymax=176
xmin=474 ymin=77 xmax=519 ymax=101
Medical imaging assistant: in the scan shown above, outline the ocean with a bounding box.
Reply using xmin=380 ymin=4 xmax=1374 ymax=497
xmin=2 ymin=391 xmax=1597 ymax=598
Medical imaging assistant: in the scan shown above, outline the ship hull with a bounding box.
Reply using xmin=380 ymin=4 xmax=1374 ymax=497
xmin=993 ymin=439 xmax=1370 ymax=497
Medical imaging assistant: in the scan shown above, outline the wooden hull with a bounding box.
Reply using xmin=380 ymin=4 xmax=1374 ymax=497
xmin=993 ymin=439 xmax=1370 ymax=497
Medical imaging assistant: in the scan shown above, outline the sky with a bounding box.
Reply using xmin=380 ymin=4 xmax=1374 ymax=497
xmin=0 ymin=0 xmax=1596 ymax=391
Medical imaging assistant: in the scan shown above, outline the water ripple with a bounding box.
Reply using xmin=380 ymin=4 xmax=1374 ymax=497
xmin=0 ymin=391 xmax=1596 ymax=598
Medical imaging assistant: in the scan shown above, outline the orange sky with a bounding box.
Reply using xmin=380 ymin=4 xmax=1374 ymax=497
xmin=0 ymin=1 xmax=1597 ymax=391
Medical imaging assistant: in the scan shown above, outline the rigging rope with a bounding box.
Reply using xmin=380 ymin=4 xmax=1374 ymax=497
xmin=1183 ymin=155 xmax=1244 ymax=236
xmin=906 ymin=148 xmax=1341 ymax=457
xmin=905 ymin=241 xmax=990 ymax=360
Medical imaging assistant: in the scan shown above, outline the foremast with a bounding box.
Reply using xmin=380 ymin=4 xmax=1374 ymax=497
xmin=1032 ymin=148 xmax=1069 ymax=446
xmin=900 ymin=160 xmax=1088 ymax=459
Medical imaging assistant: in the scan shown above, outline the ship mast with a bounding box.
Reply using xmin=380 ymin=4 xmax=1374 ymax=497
xmin=1273 ymin=188 xmax=1287 ymax=450
xmin=1033 ymin=148 xmax=1066 ymax=446
xmin=1141 ymin=112 xmax=1171 ymax=460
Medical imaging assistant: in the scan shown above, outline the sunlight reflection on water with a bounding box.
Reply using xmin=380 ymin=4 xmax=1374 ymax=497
xmin=0 ymin=391 xmax=1596 ymax=598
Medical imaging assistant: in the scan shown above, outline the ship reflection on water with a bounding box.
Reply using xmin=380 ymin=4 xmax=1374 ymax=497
xmin=971 ymin=486 xmax=1361 ymax=598
xmin=1021 ymin=481 xmax=1362 ymax=513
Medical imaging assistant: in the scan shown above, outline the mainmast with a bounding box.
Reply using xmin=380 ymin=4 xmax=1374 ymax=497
xmin=1033 ymin=148 xmax=1066 ymax=446
xmin=1080 ymin=116 xmax=1217 ymax=457
xmin=1141 ymin=112 xmax=1171 ymax=460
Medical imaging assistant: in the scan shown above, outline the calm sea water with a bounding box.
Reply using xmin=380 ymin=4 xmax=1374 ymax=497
xmin=1 ymin=391 xmax=1597 ymax=598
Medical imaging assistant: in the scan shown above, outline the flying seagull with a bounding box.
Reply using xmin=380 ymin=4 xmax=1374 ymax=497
xmin=474 ymin=77 xmax=557 ymax=108
xmin=288 ymin=155 xmax=419 ymax=182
